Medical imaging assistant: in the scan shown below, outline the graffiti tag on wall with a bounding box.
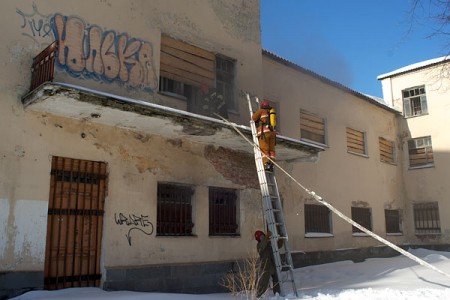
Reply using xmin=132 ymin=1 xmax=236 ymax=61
xmin=114 ymin=213 xmax=154 ymax=246
xmin=17 ymin=5 xmax=158 ymax=93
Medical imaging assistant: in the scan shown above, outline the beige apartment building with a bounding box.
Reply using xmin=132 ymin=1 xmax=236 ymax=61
xmin=1 ymin=0 xmax=449 ymax=298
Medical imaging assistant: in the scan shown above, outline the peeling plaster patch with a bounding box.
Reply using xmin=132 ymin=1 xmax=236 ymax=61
xmin=14 ymin=145 xmax=25 ymax=157
xmin=133 ymin=132 xmax=151 ymax=143
xmin=0 ymin=199 xmax=9 ymax=258
xmin=167 ymin=138 xmax=182 ymax=148
xmin=352 ymin=201 xmax=370 ymax=208
xmin=205 ymin=145 xmax=258 ymax=188
xmin=13 ymin=200 xmax=47 ymax=264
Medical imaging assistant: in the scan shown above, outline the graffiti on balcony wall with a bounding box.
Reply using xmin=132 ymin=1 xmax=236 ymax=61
xmin=114 ymin=212 xmax=154 ymax=246
xmin=17 ymin=4 xmax=158 ymax=93
xmin=52 ymin=14 xmax=158 ymax=92
xmin=16 ymin=4 xmax=53 ymax=44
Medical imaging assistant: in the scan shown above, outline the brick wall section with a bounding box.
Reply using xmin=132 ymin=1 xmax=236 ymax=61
xmin=204 ymin=145 xmax=259 ymax=189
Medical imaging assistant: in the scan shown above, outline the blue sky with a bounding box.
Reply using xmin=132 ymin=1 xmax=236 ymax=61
xmin=260 ymin=0 xmax=449 ymax=98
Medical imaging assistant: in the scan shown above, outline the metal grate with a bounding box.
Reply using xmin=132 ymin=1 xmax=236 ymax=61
xmin=45 ymin=156 xmax=107 ymax=290
xmin=157 ymin=183 xmax=194 ymax=236
xmin=305 ymin=204 xmax=331 ymax=233
xmin=30 ymin=41 xmax=57 ymax=91
xmin=209 ymin=187 xmax=238 ymax=236
xmin=413 ymin=202 xmax=441 ymax=234
xmin=351 ymin=207 xmax=372 ymax=233
xmin=385 ymin=209 xmax=402 ymax=233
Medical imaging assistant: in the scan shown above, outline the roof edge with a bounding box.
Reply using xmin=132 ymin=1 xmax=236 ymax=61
xmin=262 ymin=49 xmax=401 ymax=115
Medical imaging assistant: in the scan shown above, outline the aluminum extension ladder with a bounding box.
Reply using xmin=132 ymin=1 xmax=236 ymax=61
xmin=246 ymin=94 xmax=298 ymax=297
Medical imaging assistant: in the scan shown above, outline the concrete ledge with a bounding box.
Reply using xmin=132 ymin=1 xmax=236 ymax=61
xmin=0 ymin=271 xmax=43 ymax=300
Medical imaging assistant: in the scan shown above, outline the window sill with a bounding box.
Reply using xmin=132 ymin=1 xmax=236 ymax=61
xmin=300 ymin=138 xmax=329 ymax=148
xmin=386 ymin=232 xmax=403 ymax=236
xmin=158 ymin=91 xmax=187 ymax=101
xmin=381 ymin=160 xmax=397 ymax=166
xmin=209 ymin=234 xmax=241 ymax=238
xmin=305 ymin=233 xmax=334 ymax=238
xmin=347 ymin=151 xmax=368 ymax=158
xmin=408 ymin=164 xmax=435 ymax=170
xmin=352 ymin=232 xmax=370 ymax=237
xmin=404 ymin=113 xmax=429 ymax=119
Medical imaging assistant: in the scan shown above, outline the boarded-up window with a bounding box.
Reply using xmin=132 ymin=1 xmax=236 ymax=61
xmin=379 ymin=137 xmax=396 ymax=164
xmin=408 ymin=136 xmax=434 ymax=168
xmin=157 ymin=183 xmax=194 ymax=236
xmin=209 ymin=187 xmax=239 ymax=236
xmin=385 ymin=209 xmax=402 ymax=234
xmin=305 ymin=204 xmax=331 ymax=234
xmin=300 ymin=109 xmax=326 ymax=144
xmin=160 ymin=35 xmax=215 ymax=89
xmin=346 ymin=127 xmax=367 ymax=156
xmin=413 ymin=202 xmax=440 ymax=234
xmin=351 ymin=207 xmax=372 ymax=233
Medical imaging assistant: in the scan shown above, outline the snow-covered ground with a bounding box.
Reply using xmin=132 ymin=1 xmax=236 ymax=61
xmin=13 ymin=248 xmax=450 ymax=300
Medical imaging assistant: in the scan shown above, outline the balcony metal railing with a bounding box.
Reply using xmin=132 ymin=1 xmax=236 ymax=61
xmin=30 ymin=41 xmax=57 ymax=91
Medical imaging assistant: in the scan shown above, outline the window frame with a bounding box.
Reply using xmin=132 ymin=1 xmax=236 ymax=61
xmin=402 ymin=85 xmax=428 ymax=118
xmin=385 ymin=209 xmax=403 ymax=235
xmin=215 ymin=55 xmax=236 ymax=113
xmin=351 ymin=207 xmax=372 ymax=235
xmin=407 ymin=136 xmax=434 ymax=169
xmin=156 ymin=183 xmax=195 ymax=237
xmin=208 ymin=187 xmax=239 ymax=236
xmin=299 ymin=109 xmax=327 ymax=146
xmin=413 ymin=202 xmax=441 ymax=235
xmin=346 ymin=127 xmax=368 ymax=157
xmin=304 ymin=204 xmax=333 ymax=237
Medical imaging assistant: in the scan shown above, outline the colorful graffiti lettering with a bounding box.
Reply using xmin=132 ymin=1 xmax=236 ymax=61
xmin=52 ymin=14 xmax=158 ymax=92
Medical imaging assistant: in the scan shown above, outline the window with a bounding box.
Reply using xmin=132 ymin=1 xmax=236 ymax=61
xmin=300 ymin=109 xmax=326 ymax=145
xmin=403 ymin=86 xmax=428 ymax=117
xmin=379 ymin=137 xmax=396 ymax=164
xmin=408 ymin=136 xmax=434 ymax=168
xmin=305 ymin=204 xmax=332 ymax=234
xmin=351 ymin=207 xmax=372 ymax=233
xmin=413 ymin=202 xmax=440 ymax=234
xmin=157 ymin=183 xmax=194 ymax=236
xmin=209 ymin=187 xmax=239 ymax=236
xmin=346 ymin=127 xmax=367 ymax=156
xmin=216 ymin=55 xmax=236 ymax=111
xmin=385 ymin=209 xmax=402 ymax=234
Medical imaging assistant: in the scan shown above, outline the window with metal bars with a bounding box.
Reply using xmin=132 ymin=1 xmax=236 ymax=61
xmin=157 ymin=183 xmax=194 ymax=236
xmin=408 ymin=136 xmax=434 ymax=168
xmin=209 ymin=187 xmax=239 ymax=236
xmin=413 ymin=202 xmax=441 ymax=234
xmin=305 ymin=204 xmax=332 ymax=234
xmin=351 ymin=207 xmax=372 ymax=233
xmin=385 ymin=209 xmax=402 ymax=234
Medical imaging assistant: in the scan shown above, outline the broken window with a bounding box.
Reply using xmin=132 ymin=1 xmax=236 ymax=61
xmin=403 ymin=86 xmax=428 ymax=118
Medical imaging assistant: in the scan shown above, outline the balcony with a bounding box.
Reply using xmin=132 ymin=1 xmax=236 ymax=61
xmin=21 ymin=42 xmax=323 ymax=162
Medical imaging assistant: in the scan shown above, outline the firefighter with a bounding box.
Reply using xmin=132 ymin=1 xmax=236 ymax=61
xmin=252 ymin=100 xmax=276 ymax=171
xmin=254 ymin=230 xmax=282 ymax=297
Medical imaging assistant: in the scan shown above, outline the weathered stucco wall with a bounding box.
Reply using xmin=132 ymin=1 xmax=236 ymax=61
xmin=262 ymin=55 xmax=406 ymax=252
xmin=0 ymin=0 xmax=264 ymax=276
xmin=380 ymin=62 xmax=450 ymax=244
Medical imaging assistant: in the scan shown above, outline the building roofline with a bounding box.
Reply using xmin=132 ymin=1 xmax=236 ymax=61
xmin=377 ymin=56 xmax=450 ymax=80
xmin=262 ymin=49 xmax=401 ymax=115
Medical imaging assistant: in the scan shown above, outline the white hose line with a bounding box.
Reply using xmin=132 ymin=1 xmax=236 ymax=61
xmin=216 ymin=113 xmax=450 ymax=280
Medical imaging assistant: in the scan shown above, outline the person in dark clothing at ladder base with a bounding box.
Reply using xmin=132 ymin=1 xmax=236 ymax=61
xmin=254 ymin=230 xmax=283 ymax=297
xmin=252 ymin=100 xmax=276 ymax=172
